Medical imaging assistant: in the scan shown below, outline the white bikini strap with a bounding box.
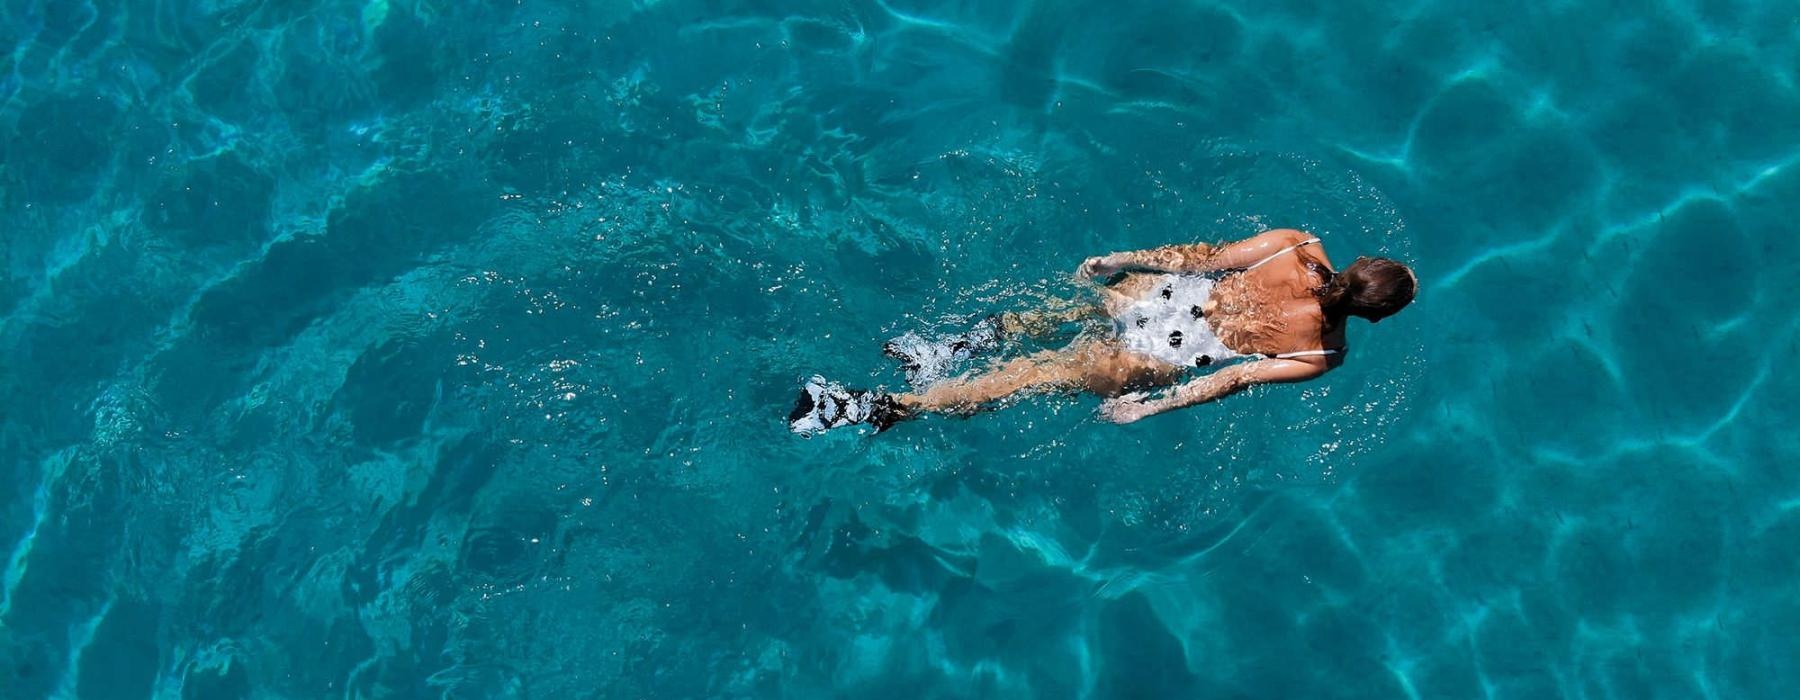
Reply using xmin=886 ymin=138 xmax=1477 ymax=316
xmin=1245 ymin=237 xmax=1321 ymax=270
xmin=1271 ymin=348 xmax=1340 ymax=359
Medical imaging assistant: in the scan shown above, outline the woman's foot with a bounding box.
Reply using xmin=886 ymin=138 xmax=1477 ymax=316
xmin=787 ymin=376 xmax=907 ymax=435
xmin=882 ymin=315 xmax=1003 ymax=386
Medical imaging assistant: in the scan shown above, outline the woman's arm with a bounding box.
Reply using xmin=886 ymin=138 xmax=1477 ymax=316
xmin=1077 ymin=229 xmax=1311 ymax=278
xmin=1099 ymin=358 xmax=1326 ymax=423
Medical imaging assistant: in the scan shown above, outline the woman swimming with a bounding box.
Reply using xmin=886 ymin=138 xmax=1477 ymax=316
xmin=787 ymin=229 xmax=1417 ymax=434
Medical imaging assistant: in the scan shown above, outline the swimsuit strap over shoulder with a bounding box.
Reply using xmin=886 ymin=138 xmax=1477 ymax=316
xmin=1270 ymin=348 xmax=1341 ymax=359
xmin=1243 ymin=236 xmax=1322 ymax=271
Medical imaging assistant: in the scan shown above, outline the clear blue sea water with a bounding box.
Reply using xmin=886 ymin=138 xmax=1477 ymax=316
xmin=3 ymin=0 xmax=1798 ymax=697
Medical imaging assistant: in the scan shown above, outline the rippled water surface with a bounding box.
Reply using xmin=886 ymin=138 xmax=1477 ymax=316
xmin=3 ymin=0 xmax=1797 ymax=697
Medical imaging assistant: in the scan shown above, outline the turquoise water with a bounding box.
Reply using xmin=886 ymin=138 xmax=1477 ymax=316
xmin=3 ymin=0 xmax=1797 ymax=697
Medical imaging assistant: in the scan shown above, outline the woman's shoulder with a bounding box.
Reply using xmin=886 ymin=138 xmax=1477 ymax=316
xmin=1256 ymin=228 xmax=1315 ymax=246
xmin=1265 ymin=228 xmax=1334 ymax=270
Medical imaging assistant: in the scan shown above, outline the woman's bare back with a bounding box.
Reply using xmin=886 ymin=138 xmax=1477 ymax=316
xmin=1101 ymin=235 xmax=1344 ymax=360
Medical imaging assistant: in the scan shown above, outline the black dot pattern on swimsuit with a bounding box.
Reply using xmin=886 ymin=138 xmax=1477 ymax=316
xmin=1114 ymin=274 xmax=1244 ymax=369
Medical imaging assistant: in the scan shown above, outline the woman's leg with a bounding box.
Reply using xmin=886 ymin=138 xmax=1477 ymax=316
xmin=896 ymin=349 xmax=1084 ymax=414
xmin=893 ymin=340 xmax=1181 ymax=416
xmin=890 ymin=273 xmax=1157 ymax=373
xmin=789 ymin=339 xmax=1180 ymax=434
xmin=995 ymin=302 xmax=1103 ymax=339
xmin=885 ymin=300 xmax=1103 ymax=387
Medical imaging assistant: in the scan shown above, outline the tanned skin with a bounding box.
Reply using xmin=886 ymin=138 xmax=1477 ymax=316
xmin=890 ymin=229 xmax=1354 ymax=424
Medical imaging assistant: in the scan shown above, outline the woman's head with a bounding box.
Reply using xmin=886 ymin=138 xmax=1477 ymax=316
xmin=1319 ymin=257 xmax=1416 ymax=323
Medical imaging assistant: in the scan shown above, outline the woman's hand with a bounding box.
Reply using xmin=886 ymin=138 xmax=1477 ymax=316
xmin=1076 ymin=254 xmax=1123 ymax=280
xmin=1099 ymin=391 xmax=1161 ymax=424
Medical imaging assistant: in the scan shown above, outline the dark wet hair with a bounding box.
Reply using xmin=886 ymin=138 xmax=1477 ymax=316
xmin=1317 ymin=257 xmax=1416 ymax=322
